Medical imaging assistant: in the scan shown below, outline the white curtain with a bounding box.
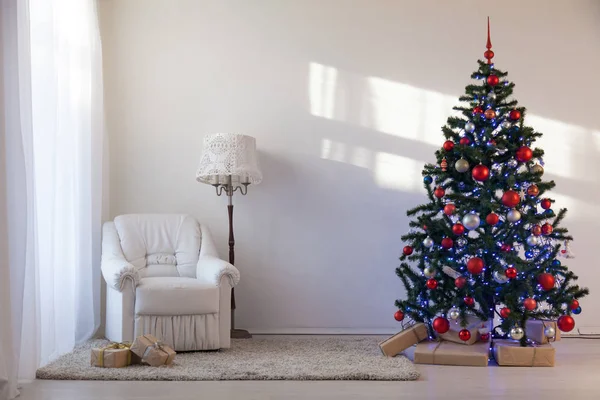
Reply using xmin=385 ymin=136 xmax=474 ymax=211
xmin=1 ymin=0 xmax=104 ymax=398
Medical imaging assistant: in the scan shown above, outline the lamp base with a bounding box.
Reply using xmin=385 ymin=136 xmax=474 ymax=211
xmin=231 ymin=328 xmax=252 ymax=339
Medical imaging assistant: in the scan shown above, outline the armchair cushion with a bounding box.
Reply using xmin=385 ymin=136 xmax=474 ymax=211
xmin=135 ymin=277 xmax=219 ymax=315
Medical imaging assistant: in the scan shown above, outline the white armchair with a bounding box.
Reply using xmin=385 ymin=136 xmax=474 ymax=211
xmin=101 ymin=214 xmax=240 ymax=351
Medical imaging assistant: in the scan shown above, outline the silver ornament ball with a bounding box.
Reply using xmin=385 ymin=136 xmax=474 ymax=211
xmin=462 ymin=213 xmax=481 ymax=230
xmin=448 ymin=308 xmax=460 ymax=320
xmin=455 ymin=158 xmax=470 ymax=173
xmin=510 ymin=327 xmax=525 ymax=340
xmin=464 ymin=122 xmax=476 ymax=133
xmin=488 ymin=92 xmax=497 ymax=101
xmin=506 ymin=209 xmax=522 ymax=222
xmin=507 ymin=159 xmax=518 ymax=168
xmin=501 ymin=120 xmax=512 ymax=129
xmin=456 ymin=237 xmax=468 ymax=248
xmin=493 ymin=270 xmax=509 ymax=284
xmin=423 ymin=237 xmax=434 ymax=248
xmin=544 ymin=326 xmax=556 ymax=338
xmin=424 ymin=267 xmax=436 ymax=278
xmin=526 ymin=235 xmax=540 ymax=246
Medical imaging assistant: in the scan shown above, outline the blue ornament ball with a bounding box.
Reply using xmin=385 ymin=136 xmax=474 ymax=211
xmin=573 ymin=306 xmax=582 ymax=315
xmin=423 ymin=176 xmax=433 ymax=184
xmin=545 ymin=209 xmax=554 ymax=216
xmin=525 ymin=250 xmax=534 ymax=259
xmin=552 ymin=260 xmax=561 ymax=267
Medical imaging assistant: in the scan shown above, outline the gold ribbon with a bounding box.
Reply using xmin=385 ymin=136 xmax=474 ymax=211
xmin=97 ymin=342 xmax=132 ymax=368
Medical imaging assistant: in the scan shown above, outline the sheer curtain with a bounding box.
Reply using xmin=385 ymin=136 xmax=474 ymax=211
xmin=1 ymin=0 xmax=104 ymax=398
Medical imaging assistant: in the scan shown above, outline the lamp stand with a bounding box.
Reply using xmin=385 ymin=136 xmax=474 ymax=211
xmin=214 ymin=177 xmax=252 ymax=339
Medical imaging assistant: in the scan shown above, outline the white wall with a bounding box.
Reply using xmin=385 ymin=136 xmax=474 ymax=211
xmin=99 ymin=0 xmax=600 ymax=333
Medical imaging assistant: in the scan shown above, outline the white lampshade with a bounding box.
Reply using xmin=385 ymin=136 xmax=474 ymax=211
xmin=196 ymin=133 xmax=262 ymax=185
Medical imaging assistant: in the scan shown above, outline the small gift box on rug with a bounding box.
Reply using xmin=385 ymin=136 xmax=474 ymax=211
xmin=525 ymin=319 xmax=561 ymax=344
xmin=379 ymin=323 xmax=428 ymax=357
xmin=131 ymin=334 xmax=176 ymax=367
xmin=492 ymin=339 xmax=555 ymax=367
xmin=438 ymin=314 xmax=487 ymax=345
xmin=414 ymin=340 xmax=489 ymax=367
xmin=91 ymin=342 xmax=140 ymax=368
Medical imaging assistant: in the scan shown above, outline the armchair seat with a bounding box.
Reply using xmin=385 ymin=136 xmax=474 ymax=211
xmin=135 ymin=277 xmax=219 ymax=315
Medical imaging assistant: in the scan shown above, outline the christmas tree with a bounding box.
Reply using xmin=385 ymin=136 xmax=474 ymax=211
xmin=395 ymin=19 xmax=588 ymax=346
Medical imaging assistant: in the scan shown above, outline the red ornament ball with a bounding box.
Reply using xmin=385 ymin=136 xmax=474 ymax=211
xmin=523 ymin=298 xmax=537 ymax=311
xmin=443 ymin=140 xmax=455 ymax=152
xmin=467 ymin=257 xmax=484 ymax=275
xmin=394 ymin=310 xmax=405 ymax=321
xmin=432 ymin=317 xmax=450 ymax=334
xmin=480 ymin=332 xmax=490 ymax=341
xmin=501 ymin=190 xmax=521 ymax=208
xmin=486 ymin=75 xmax=500 ymax=86
xmin=509 ymin=109 xmax=521 ymax=121
xmin=500 ymin=243 xmax=512 ymax=252
xmin=538 ymin=273 xmax=556 ymax=291
xmin=452 ymin=223 xmax=466 ymax=236
xmin=531 ymin=225 xmax=542 ymax=236
xmin=443 ymin=203 xmax=456 ymax=215
xmin=541 ymin=223 xmax=553 ymax=235
xmin=540 ymin=198 xmax=552 ymax=209
xmin=423 ymin=225 xmax=428 ymax=231
xmin=441 ymin=237 xmax=454 ymax=249
xmin=459 ymin=137 xmax=471 ymax=146
xmin=505 ymin=267 xmax=518 ymax=279
xmin=455 ymin=276 xmax=467 ymax=289
xmin=570 ymin=300 xmax=580 ymax=310
xmin=515 ymin=146 xmax=533 ymax=163
xmin=426 ymin=279 xmax=438 ymax=290
xmin=486 ymin=213 xmax=500 ymax=225
xmin=527 ymin=184 xmax=540 ymax=197
xmin=500 ymin=307 xmax=511 ymax=319
xmin=458 ymin=329 xmax=472 ymax=341
xmin=434 ymin=187 xmax=445 ymax=198
xmin=403 ymin=246 xmax=413 ymax=256
xmin=557 ymin=315 xmax=575 ymax=332
xmin=473 ymin=106 xmax=483 ymax=114
xmin=464 ymin=296 xmax=475 ymax=307
xmin=484 ymin=109 xmax=496 ymax=119
xmin=472 ymin=164 xmax=490 ymax=181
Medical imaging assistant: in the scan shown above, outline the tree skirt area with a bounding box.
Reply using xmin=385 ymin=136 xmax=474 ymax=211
xmin=36 ymin=337 xmax=419 ymax=381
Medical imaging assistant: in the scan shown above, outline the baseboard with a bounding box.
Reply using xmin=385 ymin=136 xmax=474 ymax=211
xmin=243 ymin=327 xmax=397 ymax=335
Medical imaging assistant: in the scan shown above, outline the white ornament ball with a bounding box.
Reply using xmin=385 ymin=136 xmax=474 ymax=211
xmin=464 ymin=122 xmax=476 ymax=133
xmin=423 ymin=237 xmax=434 ymax=248
xmin=488 ymin=92 xmax=497 ymax=101
xmin=502 ymin=120 xmax=512 ymax=129
xmin=544 ymin=326 xmax=556 ymax=338
xmin=493 ymin=270 xmax=509 ymax=284
xmin=526 ymin=235 xmax=540 ymax=246
xmin=455 ymin=158 xmax=470 ymax=173
xmin=510 ymin=327 xmax=525 ymax=340
xmin=448 ymin=308 xmax=460 ymax=320
xmin=506 ymin=209 xmax=522 ymax=222
xmin=424 ymin=267 xmax=436 ymax=278
xmin=462 ymin=213 xmax=481 ymax=230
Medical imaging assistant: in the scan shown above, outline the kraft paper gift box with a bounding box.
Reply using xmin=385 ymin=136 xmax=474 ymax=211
xmin=131 ymin=334 xmax=176 ymax=367
xmin=525 ymin=319 xmax=561 ymax=344
xmin=91 ymin=343 xmax=140 ymax=368
xmin=379 ymin=323 xmax=429 ymax=357
xmin=492 ymin=339 xmax=555 ymax=367
xmin=414 ymin=340 xmax=489 ymax=367
xmin=438 ymin=314 xmax=487 ymax=345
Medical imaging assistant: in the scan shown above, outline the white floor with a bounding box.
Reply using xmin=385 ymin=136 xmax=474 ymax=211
xmin=19 ymin=338 xmax=600 ymax=400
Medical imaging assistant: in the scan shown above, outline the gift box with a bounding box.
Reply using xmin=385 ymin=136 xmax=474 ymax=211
xmin=492 ymin=339 xmax=555 ymax=367
xmin=131 ymin=334 xmax=176 ymax=367
xmin=91 ymin=342 xmax=140 ymax=368
xmin=525 ymin=319 xmax=561 ymax=344
xmin=414 ymin=340 xmax=489 ymax=366
xmin=438 ymin=314 xmax=487 ymax=345
xmin=379 ymin=323 xmax=428 ymax=357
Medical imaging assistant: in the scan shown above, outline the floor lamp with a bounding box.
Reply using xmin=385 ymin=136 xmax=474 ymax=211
xmin=196 ymin=133 xmax=262 ymax=339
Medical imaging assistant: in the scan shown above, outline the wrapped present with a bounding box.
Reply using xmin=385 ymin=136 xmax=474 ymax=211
xmin=91 ymin=342 xmax=140 ymax=368
xmin=438 ymin=314 xmax=488 ymax=345
xmin=379 ymin=323 xmax=428 ymax=357
xmin=525 ymin=319 xmax=561 ymax=344
xmin=492 ymin=339 xmax=555 ymax=367
xmin=131 ymin=334 xmax=176 ymax=367
xmin=414 ymin=340 xmax=489 ymax=366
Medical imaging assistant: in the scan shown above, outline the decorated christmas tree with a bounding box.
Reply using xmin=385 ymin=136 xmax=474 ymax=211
xmin=395 ymin=20 xmax=588 ymax=346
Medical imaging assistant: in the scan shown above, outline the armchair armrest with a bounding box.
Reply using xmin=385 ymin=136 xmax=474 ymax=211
xmin=101 ymin=221 xmax=139 ymax=292
xmin=196 ymin=256 xmax=240 ymax=288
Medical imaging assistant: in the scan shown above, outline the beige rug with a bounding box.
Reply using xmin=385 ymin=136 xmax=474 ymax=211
xmin=36 ymin=336 xmax=419 ymax=381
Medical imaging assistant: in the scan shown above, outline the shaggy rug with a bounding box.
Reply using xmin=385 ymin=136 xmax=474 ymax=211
xmin=36 ymin=336 xmax=419 ymax=381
